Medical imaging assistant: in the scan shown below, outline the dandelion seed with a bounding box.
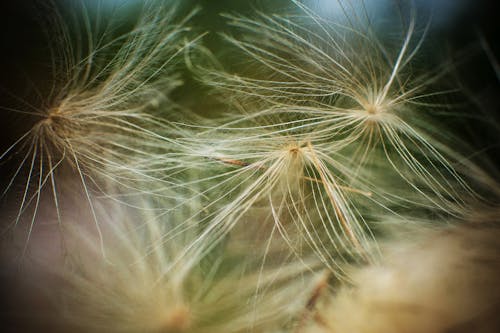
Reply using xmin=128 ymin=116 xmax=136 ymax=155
xmin=195 ymin=0 xmax=479 ymax=218
xmin=0 ymin=1 xmax=200 ymax=247
xmin=164 ymin=121 xmax=378 ymax=278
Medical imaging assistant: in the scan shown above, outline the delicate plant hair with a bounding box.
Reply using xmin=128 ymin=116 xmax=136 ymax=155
xmin=165 ymin=116 xmax=378 ymax=278
xmin=162 ymin=0 xmax=489 ymax=278
xmin=44 ymin=194 xmax=325 ymax=333
xmin=0 ymin=0 xmax=201 ymax=248
xmin=194 ymin=0 xmax=480 ymax=216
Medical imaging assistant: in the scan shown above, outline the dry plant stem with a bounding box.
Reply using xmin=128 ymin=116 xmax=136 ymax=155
xmin=305 ymin=141 xmax=365 ymax=257
xmin=211 ymin=156 xmax=372 ymax=196
xmin=294 ymin=270 xmax=331 ymax=333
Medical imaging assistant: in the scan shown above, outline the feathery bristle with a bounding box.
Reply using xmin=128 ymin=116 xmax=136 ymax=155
xmin=194 ymin=0 xmax=480 ymax=217
xmin=0 ymin=1 xmax=200 ymax=245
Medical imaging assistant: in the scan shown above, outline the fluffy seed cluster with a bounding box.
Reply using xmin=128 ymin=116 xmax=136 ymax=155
xmin=0 ymin=1 xmax=498 ymax=333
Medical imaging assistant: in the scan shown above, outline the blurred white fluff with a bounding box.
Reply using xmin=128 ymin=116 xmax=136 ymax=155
xmin=303 ymin=220 xmax=500 ymax=333
xmin=44 ymin=194 xmax=322 ymax=333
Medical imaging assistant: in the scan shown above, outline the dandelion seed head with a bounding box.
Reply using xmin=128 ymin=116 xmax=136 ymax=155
xmin=0 ymin=1 xmax=201 ymax=244
xmin=175 ymin=118 xmax=376 ymax=275
xmin=193 ymin=0 xmax=482 ymax=220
